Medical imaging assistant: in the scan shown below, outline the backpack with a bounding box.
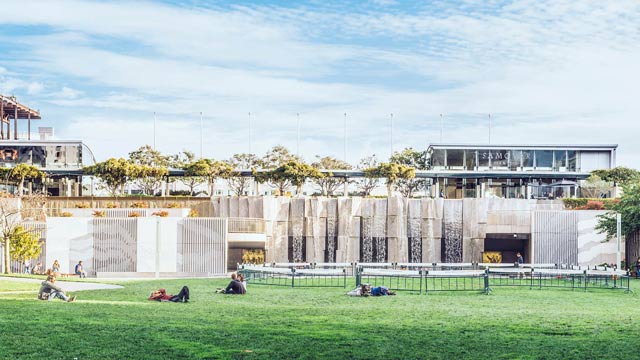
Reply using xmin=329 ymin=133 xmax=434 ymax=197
xmin=38 ymin=292 xmax=50 ymax=301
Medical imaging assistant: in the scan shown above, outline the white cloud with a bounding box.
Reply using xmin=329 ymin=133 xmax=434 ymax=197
xmin=0 ymin=0 xmax=638 ymax=167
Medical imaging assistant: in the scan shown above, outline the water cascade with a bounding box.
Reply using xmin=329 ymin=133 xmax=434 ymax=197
xmin=407 ymin=217 xmax=422 ymax=263
xmin=442 ymin=201 xmax=463 ymax=263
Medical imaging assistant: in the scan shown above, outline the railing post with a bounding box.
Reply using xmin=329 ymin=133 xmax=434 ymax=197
xmin=291 ymin=268 xmax=295 ymax=288
xmin=343 ymin=268 xmax=346 ymax=288
xmin=419 ymin=270 xmax=423 ymax=295
xmin=484 ymin=269 xmax=490 ymax=294
xmin=584 ymin=270 xmax=588 ymax=292
xmin=424 ymin=270 xmax=429 ymax=295
xmin=530 ymin=268 xmax=534 ymax=290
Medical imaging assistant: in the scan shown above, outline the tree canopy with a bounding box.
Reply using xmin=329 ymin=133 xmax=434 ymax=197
xmin=84 ymin=158 xmax=141 ymax=196
xmin=311 ymin=156 xmax=352 ymax=196
xmin=255 ymin=160 xmax=324 ymax=195
xmin=10 ymin=164 xmax=45 ymax=197
xmin=184 ymin=159 xmax=233 ymax=196
xmin=389 ymin=148 xmax=428 ymax=197
xmin=592 ymin=167 xmax=640 ymax=186
xmin=364 ymin=162 xmax=415 ymax=197
xmin=128 ymin=145 xmax=170 ymax=195
xmin=597 ymin=182 xmax=640 ymax=241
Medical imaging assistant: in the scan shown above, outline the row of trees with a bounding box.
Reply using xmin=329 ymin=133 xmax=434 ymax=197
xmin=85 ymin=145 xmax=428 ymax=197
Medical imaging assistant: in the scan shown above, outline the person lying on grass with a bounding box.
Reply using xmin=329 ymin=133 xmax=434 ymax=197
xmin=38 ymin=275 xmax=76 ymax=302
xmin=216 ymin=273 xmax=246 ymax=294
xmin=347 ymin=284 xmax=371 ymax=296
xmin=148 ymin=286 xmax=190 ymax=303
xmin=370 ymin=286 xmax=396 ymax=296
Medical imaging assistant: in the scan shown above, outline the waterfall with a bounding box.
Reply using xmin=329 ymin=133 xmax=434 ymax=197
xmin=408 ymin=217 xmax=422 ymax=263
xmin=442 ymin=201 xmax=463 ymax=263
xmin=373 ymin=215 xmax=387 ymax=262
xmin=326 ymin=217 xmax=337 ymax=263
xmin=291 ymin=217 xmax=304 ymax=262
xmin=361 ymin=217 xmax=373 ymax=262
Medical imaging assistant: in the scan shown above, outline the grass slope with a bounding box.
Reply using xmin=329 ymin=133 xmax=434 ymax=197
xmin=1 ymin=278 xmax=639 ymax=359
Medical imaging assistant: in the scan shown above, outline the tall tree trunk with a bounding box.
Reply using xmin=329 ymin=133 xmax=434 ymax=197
xmin=209 ymin=181 xmax=216 ymax=197
xmin=387 ymin=182 xmax=392 ymax=197
xmin=3 ymin=238 xmax=10 ymax=274
xmin=17 ymin=178 xmax=24 ymax=197
xmin=296 ymin=184 xmax=303 ymax=196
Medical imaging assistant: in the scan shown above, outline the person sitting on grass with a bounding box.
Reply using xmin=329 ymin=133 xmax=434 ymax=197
xmin=38 ymin=275 xmax=76 ymax=302
xmin=347 ymin=284 xmax=371 ymax=296
xmin=237 ymin=273 xmax=247 ymax=293
xmin=51 ymin=260 xmax=61 ymax=277
xmin=75 ymin=260 xmax=87 ymax=278
xmin=217 ymin=273 xmax=245 ymax=294
xmin=31 ymin=262 xmax=42 ymax=275
xmin=148 ymin=286 xmax=190 ymax=303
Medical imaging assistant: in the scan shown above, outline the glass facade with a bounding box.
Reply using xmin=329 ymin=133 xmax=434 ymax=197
xmin=0 ymin=143 xmax=82 ymax=170
xmin=535 ymin=150 xmax=553 ymax=168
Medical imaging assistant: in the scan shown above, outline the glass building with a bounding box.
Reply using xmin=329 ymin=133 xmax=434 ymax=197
xmin=426 ymin=144 xmax=617 ymax=199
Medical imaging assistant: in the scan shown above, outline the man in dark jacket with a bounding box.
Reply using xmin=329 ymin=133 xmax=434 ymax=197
xmin=38 ymin=276 xmax=76 ymax=302
xmin=148 ymin=286 xmax=190 ymax=303
xmin=224 ymin=273 xmax=245 ymax=294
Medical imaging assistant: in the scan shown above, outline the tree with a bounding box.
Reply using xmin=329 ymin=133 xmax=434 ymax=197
xmin=10 ymin=164 xmax=45 ymax=197
xmin=0 ymin=195 xmax=22 ymax=274
xmin=261 ymin=145 xmax=300 ymax=169
xmin=580 ymin=174 xmax=612 ymax=198
xmin=170 ymin=151 xmax=206 ymax=196
xmin=184 ymin=159 xmax=233 ymax=196
xmin=227 ymin=153 xmax=261 ymax=196
xmin=311 ymin=156 xmax=352 ymax=196
xmin=84 ymin=158 xmax=140 ymax=196
xmin=596 ymin=182 xmax=640 ymax=241
xmin=128 ymin=145 xmax=169 ymax=195
xmin=364 ymin=162 xmax=415 ymax=197
xmin=358 ymin=155 xmax=380 ymax=196
xmin=390 ymin=148 xmax=428 ymax=197
xmin=9 ymin=225 xmax=42 ymax=273
xmin=592 ymin=167 xmax=640 ymax=186
xmin=255 ymin=160 xmax=324 ymax=195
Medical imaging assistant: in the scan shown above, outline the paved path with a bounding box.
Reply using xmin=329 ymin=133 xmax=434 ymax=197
xmin=0 ymin=276 xmax=123 ymax=292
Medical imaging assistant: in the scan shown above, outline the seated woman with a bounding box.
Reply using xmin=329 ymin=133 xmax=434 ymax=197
xmin=38 ymin=275 xmax=76 ymax=302
xmin=51 ymin=260 xmax=61 ymax=277
xmin=219 ymin=273 xmax=245 ymax=294
xmin=148 ymin=286 xmax=190 ymax=303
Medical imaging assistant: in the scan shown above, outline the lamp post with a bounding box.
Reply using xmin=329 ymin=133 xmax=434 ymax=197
xmin=199 ymin=111 xmax=203 ymax=159
xmin=248 ymin=112 xmax=252 ymax=155
xmin=439 ymin=114 xmax=443 ymax=143
xmin=296 ymin=112 xmax=300 ymax=158
xmin=488 ymin=113 xmax=492 ymax=144
xmin=153 ymin=112 xmax=156 ymax=150
xmin=343 ymin=112 xmax=347 ymax=163
xmin=390 ymin=113 xmax=394 ymax=158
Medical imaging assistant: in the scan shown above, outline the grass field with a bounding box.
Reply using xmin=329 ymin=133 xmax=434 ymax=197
xmin=1 ymin=277 xmax=639 ymax=359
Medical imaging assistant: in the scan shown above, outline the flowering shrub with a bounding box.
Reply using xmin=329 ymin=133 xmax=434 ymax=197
xmin=188 ymin=209 xmax=199 ymax=218
xmin=128 ymin=211 xmax=142 ymax=217
xmin=166 ymin=202 xmax=179 ymax=208
xmin=93 ymin=210 xmax=106 ymax=218
xmin=576 ymin=201 xmax=605 ymax=210
xmin=74 ymin=203 xmax=90 ymax=208
xmin=105 ymin=202 xmax=119 ymax=209
xmin=152 ymin=211 xmax=169 ymax=217
xmin=130 ymin=202 xmax=149 ymax=208
xmin=61 ymin=212 xmax=73 ymax=217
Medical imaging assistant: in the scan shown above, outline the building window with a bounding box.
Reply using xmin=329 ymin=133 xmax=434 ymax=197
xmin=535 ymin=150 xmax=553 ymax=168
xmin=491 ymin=150 xmax=509 ymax=168
xmin=432 ymin=149 xmax=445 ymax=167
xmin=522 ymin=150 xmax=534 ymax=168
xmin=508 ymin=150 xmax=522 ymax=170
xmin=465 ymin=150 xmax=476 ymax=170
xmin=554 ymin=150 xmax=567 ymax=170
xmin=567 ymin=151 xmax=577 ymax=171
xmin=447 ymin=149 xmax=464 ymax=168
xmin=478 ymin=150 xmax=490 ymax=167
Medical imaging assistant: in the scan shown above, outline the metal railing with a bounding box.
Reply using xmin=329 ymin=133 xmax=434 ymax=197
xmin=228 ymin=218 xmax=266 ymax=233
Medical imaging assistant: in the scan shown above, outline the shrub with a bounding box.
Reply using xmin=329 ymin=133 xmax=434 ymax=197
xmin=128 ymin=211 xmax=142 ymax=217
xmin=93 ymin=210 xmax=106 ymax=218
xmin=166 ymin=202 xmax=179 ymax=208
xmin=563 ymin=198 xmax=619 ymax=210
xmin=188 ymin=209 xmax=199 ymax=218
xmin=130 ymin=201 xmax=149 ymax=208
xmin=576 ymin=201 xmax=605 ymax=210
xmin=61 ymin=212 xmax=73 ymax=217
xmin=74 ymin=203 xmax=90 ymax=209
xmin=152 ymin=211 xmax=169 ymax=217
xmin=105 ymin=202 xmax=119 ymax=209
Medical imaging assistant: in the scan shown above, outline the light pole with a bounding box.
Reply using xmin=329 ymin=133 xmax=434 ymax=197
xmin=488 ymin=113 xmax=492 ymax=144
xmin=439 ymin=113 xmax=443 ymax=143
xmin=199 ymin=111 xmax=203 ymax=159
xmin=296 ymin=112 xmax=300 ymax=158
xmin=153 ymin=112 xmax=157 ymax=150
xmin=248 ymin=112 xmax=252 ymax=155
xmin=390 ymin=113 xmax=394 ymax=158
xmin=616 ymin=213 xmax=622 ymax=269
xmin=343 ymin=112 xmax=347 ymax=163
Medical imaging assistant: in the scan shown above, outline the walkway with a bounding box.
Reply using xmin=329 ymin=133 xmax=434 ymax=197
xmin=0 ymin=276 xmax=123 ymax=291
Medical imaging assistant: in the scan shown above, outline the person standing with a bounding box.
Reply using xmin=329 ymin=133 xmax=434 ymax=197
xmin=635 ymin=257 xmax=640 ymax=278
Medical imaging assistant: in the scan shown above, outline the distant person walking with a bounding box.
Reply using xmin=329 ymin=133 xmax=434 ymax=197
xmin=516 ymin=252 xmax=524 ymax=265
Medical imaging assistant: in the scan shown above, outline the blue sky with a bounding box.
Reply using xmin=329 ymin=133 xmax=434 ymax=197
xmin=0 ymin=0 xmax=638 ymax=166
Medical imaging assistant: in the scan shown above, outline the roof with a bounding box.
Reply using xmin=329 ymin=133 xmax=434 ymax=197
xmin=0 ymin=95 xmax=41 ymax=120
xmin=427 ymin=143 xmax=617 ymax=151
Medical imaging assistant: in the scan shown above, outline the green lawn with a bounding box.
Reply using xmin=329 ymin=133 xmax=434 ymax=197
xmin=1 ymin=277 xmax=639 ymax=359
